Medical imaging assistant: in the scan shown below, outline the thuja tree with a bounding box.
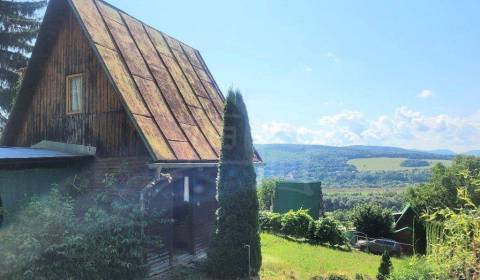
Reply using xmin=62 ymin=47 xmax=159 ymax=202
xmin=207 ymin=89 xmax=261 ymax=279
xmin=377 ymin=251 xmax=392 ymax=280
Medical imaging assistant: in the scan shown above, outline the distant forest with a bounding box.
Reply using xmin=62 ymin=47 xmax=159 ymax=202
xmin=256 ymin=144 xmax=453 ymax=188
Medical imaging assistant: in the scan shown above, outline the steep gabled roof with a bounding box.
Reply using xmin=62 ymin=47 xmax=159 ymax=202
xmin=3 ymin=0 xmax=261 ymax=162
xmin=71 ymin=0 xmax=224 ymax=161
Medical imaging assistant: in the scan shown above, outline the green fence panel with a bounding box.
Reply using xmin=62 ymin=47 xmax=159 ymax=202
xmin=272 ymin=181 xmax=323 ymax=219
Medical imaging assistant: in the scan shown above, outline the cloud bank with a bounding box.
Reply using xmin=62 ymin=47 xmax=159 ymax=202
xmin=252 ymin=106 xmax=480 ymax=152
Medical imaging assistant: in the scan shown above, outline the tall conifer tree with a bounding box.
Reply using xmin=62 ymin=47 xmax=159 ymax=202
xmin=207 ymin=89 xmax=261 ymax=279
xmin=0 ymin=0 xmax=46 ymax=126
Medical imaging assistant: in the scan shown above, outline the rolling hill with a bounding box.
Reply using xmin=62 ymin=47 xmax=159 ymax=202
xmin=464 ymin=150 xmax=480 ymax=157
xmin=255 ymin=144 xmax=454 ymax=187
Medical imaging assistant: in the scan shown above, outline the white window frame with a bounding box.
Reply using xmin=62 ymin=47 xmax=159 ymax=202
xmin=66 ymin=74 xmax=83 ymax=114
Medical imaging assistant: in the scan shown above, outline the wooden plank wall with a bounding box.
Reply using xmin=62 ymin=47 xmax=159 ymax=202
xmin=191 ymin=168 xmax=217 ymax=255
xmin=13 ymin=7 xmax=148 ymax=158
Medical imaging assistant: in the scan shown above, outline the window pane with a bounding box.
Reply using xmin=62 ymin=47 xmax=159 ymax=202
xmin=183 ymin=176 xmax=190 ymax=202
xmin=70 ymin=76 xmax=82 ymax=112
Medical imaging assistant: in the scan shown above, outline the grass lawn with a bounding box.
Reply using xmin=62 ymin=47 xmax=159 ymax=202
xmin=172 ymin=233 xmax=410 ymax=279
xmin=260 ymin=233 xmax=409 ymax=279
xmin=348 ymin=157 xmax=452 ymax=171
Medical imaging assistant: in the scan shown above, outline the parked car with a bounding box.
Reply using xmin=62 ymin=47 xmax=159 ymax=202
xmin=356 ymin=238 xmax=401 ymax=256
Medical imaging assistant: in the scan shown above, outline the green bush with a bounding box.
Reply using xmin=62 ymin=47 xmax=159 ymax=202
xmin=281 ymin=209 xmax=313 ymax=238
xmin=0 ymin=185 xmax=165 ymax=280
xmin=259 ymin=211 xmax=282 ymax=232
xmin=311 ymin=274 xmax=350 ymax=280
xmin=351 ymin=203 xmax=393 ymax=238
xmin=309 ymin=217 xmax=346 ymax=246
xmin=257 ymin=179 xmax=278 ymax=211
xmin=327 ymin=274 xmax=350 ymax=280
xmin=376 ymin=251 xmax=392 ymax=280
xmin=389 ymin=258 xmax=446 ymax=280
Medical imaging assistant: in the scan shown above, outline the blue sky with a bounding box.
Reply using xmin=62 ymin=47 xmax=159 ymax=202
xmin=107 ymin=0 xmax=480 ymax=152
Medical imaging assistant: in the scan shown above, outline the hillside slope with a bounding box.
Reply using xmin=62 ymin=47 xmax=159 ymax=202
xmin=256 ymin=144 xmax=453 ymax=187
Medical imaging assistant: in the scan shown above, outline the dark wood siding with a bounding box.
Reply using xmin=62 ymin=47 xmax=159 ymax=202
xmin=12 ymin=7 xmax=148 ymax=158
xmin=191 ymin=168 xmax=217 ymax=255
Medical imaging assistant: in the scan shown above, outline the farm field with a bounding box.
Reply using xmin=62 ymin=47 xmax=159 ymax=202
xmin=348 ymin=157 xmax=452 ymax=171
xmin=324 ymin=186 xmax=406 ymax=194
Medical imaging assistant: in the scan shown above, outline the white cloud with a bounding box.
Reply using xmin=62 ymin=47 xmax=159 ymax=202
xmin=304 ymin=67 xmax=313 ymax=73
xmin=418 ymin=89 xmax=434 ymax=98
xmin=253 ymin=107 xmax=480 ymax=152
xmin=326 ymin=52 xmax=341 ymax=63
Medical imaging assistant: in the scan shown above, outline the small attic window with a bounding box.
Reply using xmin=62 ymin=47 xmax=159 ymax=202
xmin=66 ymin=74 xmax=83 ymax=114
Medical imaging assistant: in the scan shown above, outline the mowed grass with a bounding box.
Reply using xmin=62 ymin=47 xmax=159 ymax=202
xmin=260 ymin=233 xmax=409 ymax=279
xmin=348 ymin=157 xmax=452 ymax=171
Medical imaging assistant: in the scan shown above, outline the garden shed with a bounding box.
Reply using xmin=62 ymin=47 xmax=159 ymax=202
xmin=0 ymin=0 xmax=260 ymax=275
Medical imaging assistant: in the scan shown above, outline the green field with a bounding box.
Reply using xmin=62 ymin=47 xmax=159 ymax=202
xmin=348 ymin=157 xmax=452 ymax=171
xmin=261 ymin=233 xmax=408 ymax=279
xmin=324 ymin=186 xmax=406 ymax=194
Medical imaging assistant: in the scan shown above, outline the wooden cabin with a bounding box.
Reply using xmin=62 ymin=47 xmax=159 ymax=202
xmin=0 ymin=0 xmax=260 ymax=275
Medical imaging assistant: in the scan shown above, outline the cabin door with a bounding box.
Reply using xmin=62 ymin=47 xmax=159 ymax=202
xmin=173 ymin=176 xmax=193 ymax=254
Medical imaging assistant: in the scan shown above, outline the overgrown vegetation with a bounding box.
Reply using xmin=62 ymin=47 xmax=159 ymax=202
xmin=406 ymin=156 xmax=480 ymax=214
xmin=399 ymin=155 xmax=480 ymax=279
xmin=423 ymin=171 xmax=480 ymax=279
xmin=389 ymin=258 xmax=446 ymax=280
xmin=351 ymin=203 xmax=393 ymax=238
xmin=0 ymin=176 xmax=166 ymax=280
xmin=257 ymin=178 xmax=278 ymax=211
xmin=207 ymin=90 xmax=261 ymax=279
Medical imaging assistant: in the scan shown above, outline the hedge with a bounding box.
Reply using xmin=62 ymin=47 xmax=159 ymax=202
xmin=260 ymin=210 xmax=347 ymax=246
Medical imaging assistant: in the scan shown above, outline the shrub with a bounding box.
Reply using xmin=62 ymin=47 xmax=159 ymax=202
xmin=259 ymin=210 xmax=272 ymax=230
xmin=311 ymin=274 xmax=351 ymax=280
xmin=351 ymin=203 xmax=393 ymax=238
xmin=327 ymin=274 xmax=350 ymax=280
xmin=271 ymin=212 xmax=283 ymax=232
xmin=257 ymin=179 xmax=278 ymax=211
xmin=424 ymin=172 xmax=480 ymax=279
xmin=376 ymin=251 xmax=392 ymax=280
xmin=281 ymin=209 xmax=313 ymax=238
xmin=389 ymin=258 xmax=446 ymax=280
xmin=0 ymin=186 xmax=164 ymax=280
xmin=259 ymin=211 xmax=282 ymax=232
xmin=309 ymin=217 xmax=346 ymax=246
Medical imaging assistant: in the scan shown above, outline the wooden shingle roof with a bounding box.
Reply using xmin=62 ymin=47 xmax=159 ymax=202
xmin=3 ymin=0 xmax=261 ymax=163
xmin=69 ymin=0 xmax=226 ymax=161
